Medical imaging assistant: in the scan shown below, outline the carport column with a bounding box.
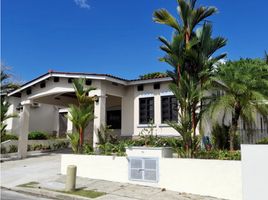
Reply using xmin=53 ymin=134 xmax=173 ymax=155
xmin=18 ymin=100 xmax=31 ymax=159
xmin=93 ymin=95 xmax=106 ymax=148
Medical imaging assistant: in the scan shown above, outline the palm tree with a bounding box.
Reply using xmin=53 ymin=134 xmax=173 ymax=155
xmin=153 ymin=0 xmax=218 ymax=81
xmin=167 ymin=75 xmax=205 ymax=157
xmin=1 ymin=66 xmax=19 ymax=93
xmin=68 ymin=104 xmax=94 ymax=148
xmin=0 ymin=68 xmax=19 ymax=137
xmin=207 ymin=59 xmax=268 ymax=150
xmin=265 ymin=51 xmax=268 ymax=64
xmin=68 ymin=79 xmax=95 ymax=149
xmin=154 ymin=1 xmax=227 ymax=137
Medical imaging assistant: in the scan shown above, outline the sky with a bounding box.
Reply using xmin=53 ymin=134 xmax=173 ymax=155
xmin=2 ymin=0 xmax=268 ymax=83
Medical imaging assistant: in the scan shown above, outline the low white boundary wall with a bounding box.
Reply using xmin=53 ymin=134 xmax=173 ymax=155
xmin=241 ymin=145 xmax=268 ymax=200
xmin=61 ymin=155 xmax=242 ymax=200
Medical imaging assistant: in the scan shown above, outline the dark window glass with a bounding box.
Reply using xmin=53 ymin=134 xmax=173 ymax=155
xmin=137 ymin=85 xmax=144 ymax=91
xmin=107 ymin=110 xmax=121 ymax=129
xmin=68 ymin=78 xmax=73 ymax=83
xmin=40 ymin=82 xmax=46 ymax=88
xmin=154 ymin=83 xmax=160 ymax=89
xmin=85 ymin=79 xmax=92 ymax=85
xmin=161 ymin=96 xmax=178 ymax=123
xmin=139 ymin=97 xmax=154 ymax=124
xmin=54 ymin=77 xmax=59 ymax=82
xmin=26 ymin=89 xmax=32 ymax=95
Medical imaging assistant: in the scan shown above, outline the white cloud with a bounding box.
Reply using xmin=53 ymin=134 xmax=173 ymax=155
xmin=74 ymin=0 xmax=90 ymax=9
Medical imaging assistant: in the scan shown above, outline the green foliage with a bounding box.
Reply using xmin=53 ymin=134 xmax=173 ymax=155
xmin=8 ymin=145 xmax=17 ymax=153
xmin=207 ymin=59 xmax=268 ymax=150
xmin=1 ymin=133 xmax=18 ymax=141
xmin=1 ymin=99 xmax=18 ymax=138
xmin=97 ymin=124 xmax=117 ymax=145
xmin=83 ymin=143 xmax=94 ymax=154
xmin=196 ymin=150 xmax=241 ymax=160
xmin=256 ymin=137 xmax=268 ymax=144
xmin=1 ymin=146 xmax=6 ymax=154
xmin=68 ymin=78 xmax=96 ymax=148
xmin=28 ymin=131 xmax=48 ymax=140
xmin=67 ymin=132 xmax=80 ymax=153
xmin=211 ymin=124 xmax=230 ymax=150
xmin=139 ymin=72 xmax=167 ymax=79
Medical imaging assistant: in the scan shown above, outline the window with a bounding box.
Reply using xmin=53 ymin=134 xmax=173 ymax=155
xmin=26 ymin=89 xmax=32 ymax=95
xmin=153 ymin=83 xmax=160 ymax=89
xmin=40 ymin=82 xmax=46 ymax=88
xmin=107 ymin=110 xmax=121 ymax=129
xmin=137 ymin=85 xmax=144 ymax=91
xmin=54 ymin=77 xmax=59 ymax=82
xmin=139 ymin=97 xmax=154 ymax=124
xmin=161 ymin=96 xmax=178 ymax=123
xmin=85 ymin=79 xmax=92 ymax=85
xmin=129 ymin=157 xmax=158 ymax=182
xmin=68 ymin=78 xmax=74 ymax=83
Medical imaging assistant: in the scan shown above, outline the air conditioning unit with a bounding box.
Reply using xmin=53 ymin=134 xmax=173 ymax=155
xmin=31 ymin=102 xmax=40 ymax=108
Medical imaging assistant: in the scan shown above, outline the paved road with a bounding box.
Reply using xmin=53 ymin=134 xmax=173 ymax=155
xmin=1 ymin=188 xmax=54 ymax=200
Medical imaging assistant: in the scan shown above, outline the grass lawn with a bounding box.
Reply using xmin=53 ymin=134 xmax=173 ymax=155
xmin=17 ymin=181 xmax=39 ymax=188
xmin=59 ymin=189 xmax=106 ymax=198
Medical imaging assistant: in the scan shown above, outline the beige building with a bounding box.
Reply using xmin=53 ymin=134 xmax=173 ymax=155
xmin=6 ymin=71 xmax=267 ymax=157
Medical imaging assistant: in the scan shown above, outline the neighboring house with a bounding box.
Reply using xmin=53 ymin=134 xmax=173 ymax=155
xmin=5 ymin=71 xmax=268 ymax=146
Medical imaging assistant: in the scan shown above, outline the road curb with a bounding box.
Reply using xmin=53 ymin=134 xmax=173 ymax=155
xmin=2 ymin=186 xmax=94 ymax=200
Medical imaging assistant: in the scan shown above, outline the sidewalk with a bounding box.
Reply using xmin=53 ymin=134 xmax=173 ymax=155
xmin=7 ymin=175 xmax=224 ymax=200
xmin=1 ymin=152 xmax=225 ymax=200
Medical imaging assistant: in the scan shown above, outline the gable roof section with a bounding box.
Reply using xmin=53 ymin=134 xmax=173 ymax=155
xmin=8 ymin=71 xmax=172 ymax=97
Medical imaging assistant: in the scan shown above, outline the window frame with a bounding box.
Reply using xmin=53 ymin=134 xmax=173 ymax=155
xmin=161 ymin=95 xmax=178 ymax=123
xmin=139 ymin=97 xmax=154 ymax=124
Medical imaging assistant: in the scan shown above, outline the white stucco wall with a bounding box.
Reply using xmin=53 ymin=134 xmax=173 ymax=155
xmin=241 ymin=145 xmax=268 ymax=200
xmin=133 ymin=82 xmax=180 ymax=137
xmin=28 ymin=103 xmax=58 ymax=134
xmin=61 ymin=154 xmax=242 ymax=200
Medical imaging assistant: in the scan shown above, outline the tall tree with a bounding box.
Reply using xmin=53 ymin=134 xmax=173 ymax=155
xmin=68 ymin=79 xmax=95 ymax=149
xmin=207 ymin=59 xmax=268 ymax=150
xmin=0 ymin=68 xmax=19 ymax=136
xmin=153 ymin=0 xmax=226 ymax=137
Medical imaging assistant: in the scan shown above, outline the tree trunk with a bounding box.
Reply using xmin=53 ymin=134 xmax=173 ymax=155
xmin=79 ymin=127 xmax=83 ymax=147
xmin=229 ymin=106 xmax=241 ymax=151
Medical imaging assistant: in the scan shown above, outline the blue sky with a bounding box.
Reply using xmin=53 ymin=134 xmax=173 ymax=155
xmin=2 ymin=0 xmax=268 ymax=82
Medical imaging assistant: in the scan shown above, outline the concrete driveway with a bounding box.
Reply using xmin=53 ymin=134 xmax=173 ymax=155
xmin=1 ymin=152 xmax=62 ymax=188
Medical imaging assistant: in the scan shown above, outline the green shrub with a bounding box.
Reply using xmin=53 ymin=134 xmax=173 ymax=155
xmin=1 ymin=134 xmax=18 ymax=141
xmin=8 ymin=145 xmax=18 ymax=153
xmin=196 ymin=150 xmax=241 ymax=160
xmin=28 ymin=131 xmax=48 ymax=140
xmin=256 ymin=137 xmax=268 ymax=144
xmin=1 ymin=146 xmax=6 ymax=154
xmin=83 ymin=144 xmax=94 ymax=154
xmin=67 ymin=132 xmax=80 ymax=153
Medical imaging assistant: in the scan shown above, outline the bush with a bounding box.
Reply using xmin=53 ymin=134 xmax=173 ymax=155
xmin=196 ymin=150 xmax=241 ymax=160
xmin=1 ymin=134 xmax=18 ymax=141
xmin=256 ymin=137 xmax=268 ymax=144
xmin=8 ymin=145 xmax=18 ymax=153
xmin=1 ymin=146 xmax=6 ymax=154
xmin=28 ymin=131 xmax=48 ymax=140
xmin=83 ymin=144 xmax=94 ymax=154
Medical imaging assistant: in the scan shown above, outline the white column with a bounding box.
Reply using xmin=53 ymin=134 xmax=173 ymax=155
xmin=93 ymin=96 xmax=106 ymax=148
xmin=18 ymin=100 xmax=31 ymax=159
xmin=66 ymin=111 xmax=73 ymax=134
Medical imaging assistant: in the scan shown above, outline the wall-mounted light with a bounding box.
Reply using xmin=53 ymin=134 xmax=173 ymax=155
xmin=92 ymin=95 xmax=99 ymax=103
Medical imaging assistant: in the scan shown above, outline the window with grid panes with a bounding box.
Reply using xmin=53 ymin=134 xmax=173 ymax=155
xmin=161 ymin=95 xmax=178 ymax=123
xmin=139 ymin=97 xmax=154 ymax=124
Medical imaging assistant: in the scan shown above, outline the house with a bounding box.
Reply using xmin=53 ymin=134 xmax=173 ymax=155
xmin=5 ymin=71 xmax=268 ymax=157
